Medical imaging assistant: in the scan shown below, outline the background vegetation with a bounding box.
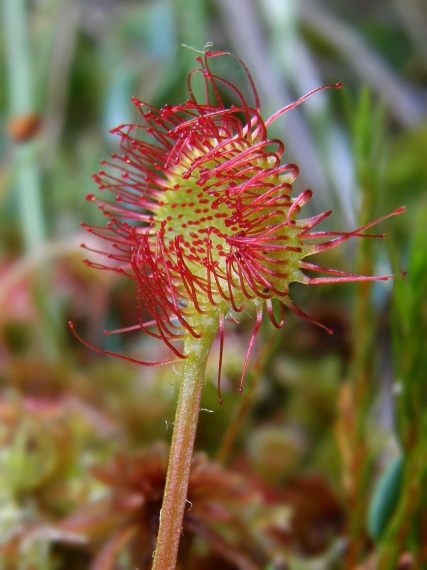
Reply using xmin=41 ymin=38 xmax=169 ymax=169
xmin=1 ymin=0 xmax=426 ymax=568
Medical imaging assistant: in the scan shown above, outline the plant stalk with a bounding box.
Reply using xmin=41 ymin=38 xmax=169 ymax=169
xmin=152 ymin=313 xmax=219 ymax=570
xmin=2 ymin=0 xmax=44 ymax=251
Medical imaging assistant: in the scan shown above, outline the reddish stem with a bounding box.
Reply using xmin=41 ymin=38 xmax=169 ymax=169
xmin=152 ymin=313 xmax=218 ymax=570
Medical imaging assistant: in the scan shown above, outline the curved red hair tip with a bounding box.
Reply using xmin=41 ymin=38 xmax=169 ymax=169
xmin=394 ymin=206 xmax=406 ymax=215
xmin=68 ymin=320 xmax=177 ymax=367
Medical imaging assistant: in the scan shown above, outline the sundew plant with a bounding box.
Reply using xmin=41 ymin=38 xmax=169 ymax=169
xmin=71 ymin=50 xmax=404 ymax=570
xmin=2 ymin=0 xmax=427 ymax=566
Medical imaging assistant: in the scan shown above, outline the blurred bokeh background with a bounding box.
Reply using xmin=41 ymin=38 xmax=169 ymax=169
xmin=1 ymin=0 xmax=426 ymax=568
